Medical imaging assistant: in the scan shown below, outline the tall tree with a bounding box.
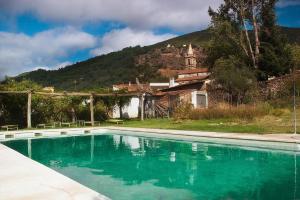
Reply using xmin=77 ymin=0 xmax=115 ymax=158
xmin=207 ymin=0 xmax=292 ymax=80
xmin=257 ymin=0 xmax=292 ymax=79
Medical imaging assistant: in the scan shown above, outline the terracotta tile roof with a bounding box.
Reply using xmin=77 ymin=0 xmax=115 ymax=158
xmin=177 ymin=68 xmax=209 ymax=75
xmin=153 ymin=91 xmax=167 ymax=96
xmin=176 ymin=75 xmax=209 ymax=82
xmin=160 ymin=81 xmax=204 ymax=92
xmin=150 ymin=85 xmax=169 ymax=90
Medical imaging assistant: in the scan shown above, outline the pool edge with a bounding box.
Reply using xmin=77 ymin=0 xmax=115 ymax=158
xmin=105 ymin=127 xmax=300 ymax=152
xmin=0 ymin=143 xmax=111 ymax=200
xmin=1 ymin=126 xmax=300 ymax=151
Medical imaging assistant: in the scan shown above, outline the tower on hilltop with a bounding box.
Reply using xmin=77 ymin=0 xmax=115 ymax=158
xmin=184 ymin=43 xmax=197 ymax=69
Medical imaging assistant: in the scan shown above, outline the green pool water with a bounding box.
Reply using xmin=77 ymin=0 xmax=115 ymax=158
xmin=2 ymin=132 xmax=300 ymax=200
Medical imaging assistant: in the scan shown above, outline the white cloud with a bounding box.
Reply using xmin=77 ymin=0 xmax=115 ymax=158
xmin=34 ymin=61 xmax=73 ymax=71
xmin=0 ymin=26 xmax=177 ymax=78
xmin=52 ymin=61 xmax=73 ymax=70
xmin=277 ymin=0 xmax=300 ymax=8
xmin=91 ymin=28 xmax=176 ymax=56
xmin=0 ymin=27 xmax=96 ymax=79
xmin=0 ymin=0 xmax=222 ymax=31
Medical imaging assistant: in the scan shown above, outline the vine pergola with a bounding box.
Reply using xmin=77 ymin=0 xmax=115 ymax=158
xmin=0 ymin=90 xmax=143 ymax=128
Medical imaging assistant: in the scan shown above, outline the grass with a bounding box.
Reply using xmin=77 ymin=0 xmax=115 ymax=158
xmin=12 ymin=107 xmax=299 ymax=135
xmin=20 ymin=120 xmax=263 ymax=134
xmin=14 ymin=116 xmax=297 ymax=134
xmin=117 ymin=118 xmax=266 ymax=133
xmin=112 ymin=107 xmax=299 ymax=134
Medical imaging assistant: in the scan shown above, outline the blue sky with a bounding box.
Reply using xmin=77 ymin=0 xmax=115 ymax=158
xmin=0 ymin=0 xmax=299 ymax=78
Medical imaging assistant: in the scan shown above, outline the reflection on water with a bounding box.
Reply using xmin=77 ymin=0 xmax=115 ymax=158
xmin=3 ymin=134 xmax=300 ymax=200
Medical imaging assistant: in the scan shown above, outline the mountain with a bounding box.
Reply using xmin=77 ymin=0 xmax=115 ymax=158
xmin=14 ymin=27 xmax=300 ymax=90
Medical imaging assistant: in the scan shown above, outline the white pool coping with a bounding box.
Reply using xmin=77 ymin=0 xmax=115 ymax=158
xmin=104 ymin=127 xmax=300 ymax=152
xmin=1 ymin=126 xmax=300 ymax=151
xmin=105 ymin=126 xmax=300 ymax=143
xmin=0 ymin=127 xmax=105 ymax=140
xmin=0 ymin=144 xmax=110 ymax=200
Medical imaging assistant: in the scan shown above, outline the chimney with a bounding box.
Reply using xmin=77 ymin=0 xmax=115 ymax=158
xmin=169 ymin=77 xmax=175 ymax=87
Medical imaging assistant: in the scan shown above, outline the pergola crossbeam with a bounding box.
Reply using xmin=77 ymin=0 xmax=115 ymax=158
xmin=0 ymin=91 xmax=138 ymax=97
xmin=0 ymin=90 xmax=141 ymax=128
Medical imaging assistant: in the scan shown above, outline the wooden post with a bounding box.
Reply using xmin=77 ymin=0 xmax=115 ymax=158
xmin=167 ymin=94 xmax=170 ymax=118
xmin=140 ymin=93 xmax=144 ymax=121
xmin=27 ymin=91 xmax=32 ymax=128
xmin=90 ymin=94 xmax=94 ymax=126
xmin=27 ymin=139 xmax=32 ymax=158
xmin=90 ymin=135 xmax=94 ymax=162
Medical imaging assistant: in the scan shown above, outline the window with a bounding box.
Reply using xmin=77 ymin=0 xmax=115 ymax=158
xmin=196 ymin=94 xmax=207 ymax=108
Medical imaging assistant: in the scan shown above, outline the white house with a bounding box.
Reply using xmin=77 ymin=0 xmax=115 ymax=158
xmin=112 ymin=82 xmax=169 ymax=118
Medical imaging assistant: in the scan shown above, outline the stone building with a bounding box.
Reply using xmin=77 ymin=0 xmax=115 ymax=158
xmin=184 ymin=44 xmax=197 ymax=69
xmin=112 ymin=43 xmax=211 ymax=119
xmin=156 ymin=44 xmax=211 ymax=112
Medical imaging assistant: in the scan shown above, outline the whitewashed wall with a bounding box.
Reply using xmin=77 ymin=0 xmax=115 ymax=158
xmin=191 ymin=91 xmax=197 ymax=108
xmin=112 ymin=97 xmax=140 ymax=119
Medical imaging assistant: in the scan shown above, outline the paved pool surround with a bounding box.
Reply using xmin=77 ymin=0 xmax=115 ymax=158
xmin=0 ymin=127 xmax=300 ymax=200
xmin=105 ymin=127 xmax=300 ymax=152
xmin=0 ymin=144 xmax=110 ymax=200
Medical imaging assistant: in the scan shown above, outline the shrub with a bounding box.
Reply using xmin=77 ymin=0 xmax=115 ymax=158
xmin=173 ymin=102 xmax=193 ymax=121
xmin=193 ymin=105 xmax=268 ymax=120
xmin=174 ymin=103 xmax=270 ymax=121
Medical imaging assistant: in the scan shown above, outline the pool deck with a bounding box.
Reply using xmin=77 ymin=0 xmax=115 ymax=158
xmin=105 ymin=127 xmax=300 ymax=144
xmin=1 ymin=126 xmax=299 ymax=143
xmin=0 ymin=144 xmax=110 ymax=200
xmin=104 ymin=127 xmax=300 ymax=152
xmin=0 ymin=127 xmax=300 ymax=199
xmin=1 ymin=126 xmax=299 ymax=151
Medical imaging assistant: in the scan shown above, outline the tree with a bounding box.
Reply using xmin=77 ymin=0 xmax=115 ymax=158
xmin=99 ymin=96 xmax=116 ymax=118
xmin=206 ymin=20 xmax=249 ymax=68
xmin=114 ymin=92 xmax=131 ymax=119
xmin=212 ymin=56 xmax=257 ymax=104
xmin=291 ymin=45 xmax=300 ymax=69
xmin=0 ymin=80 xmax=43 ymax=127
xmin=208 ymin=0 xmax=292 ymax=80
xmin=135 ymin=64 xmax=162 ymax=83
xmin=257 ymin=0 xmax=292 ymax=79
xmin=0 ymin=80 xmax=109 ymax=126
xmin=208 ymin=0 xmax=259 ymax=69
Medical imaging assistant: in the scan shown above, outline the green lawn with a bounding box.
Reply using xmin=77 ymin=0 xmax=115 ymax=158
xmin=18 ymin=117 xmax=295 ymax=134
xmin=109 ymin=114 xmax=298 ymax=134
xmin=113 ymin=118 xmax=266 ymax=133
xmin=19 ymin=108 xmax=297 ymax=134
xmin=106 ymin=106 xmax=300 ymax=134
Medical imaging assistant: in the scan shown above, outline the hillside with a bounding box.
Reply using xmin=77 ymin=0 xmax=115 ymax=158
xmin=152 ymin=26 xmax=300 ymax=48
xmin=14 ymin=27 xmax=300 ymax=90
xmin=17 ymin=46 xmax=152 ymax=90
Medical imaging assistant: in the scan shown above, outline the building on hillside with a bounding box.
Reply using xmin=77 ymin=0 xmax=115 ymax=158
xmin=154 ymin=44 xmax=211 ymax=113
xmin=112 ymin=43 xmax=211 ymax=119
xmin=112 ymin=82 xmax=169 ymax=118
xmin=176 ymin=68 xmax=210 ymax=84
xmin=184 ymin=43 xmax=197 ymax=69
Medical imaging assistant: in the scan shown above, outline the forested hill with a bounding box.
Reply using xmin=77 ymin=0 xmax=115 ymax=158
xmin=14 ymin=27 xmax=300 ymax=90
xmin=152 ymin=26 xmax=300 ymax=47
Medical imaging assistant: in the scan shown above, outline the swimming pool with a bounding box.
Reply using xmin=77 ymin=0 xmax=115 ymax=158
xmin=2 ymin=131 xmax=300 ymax=200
